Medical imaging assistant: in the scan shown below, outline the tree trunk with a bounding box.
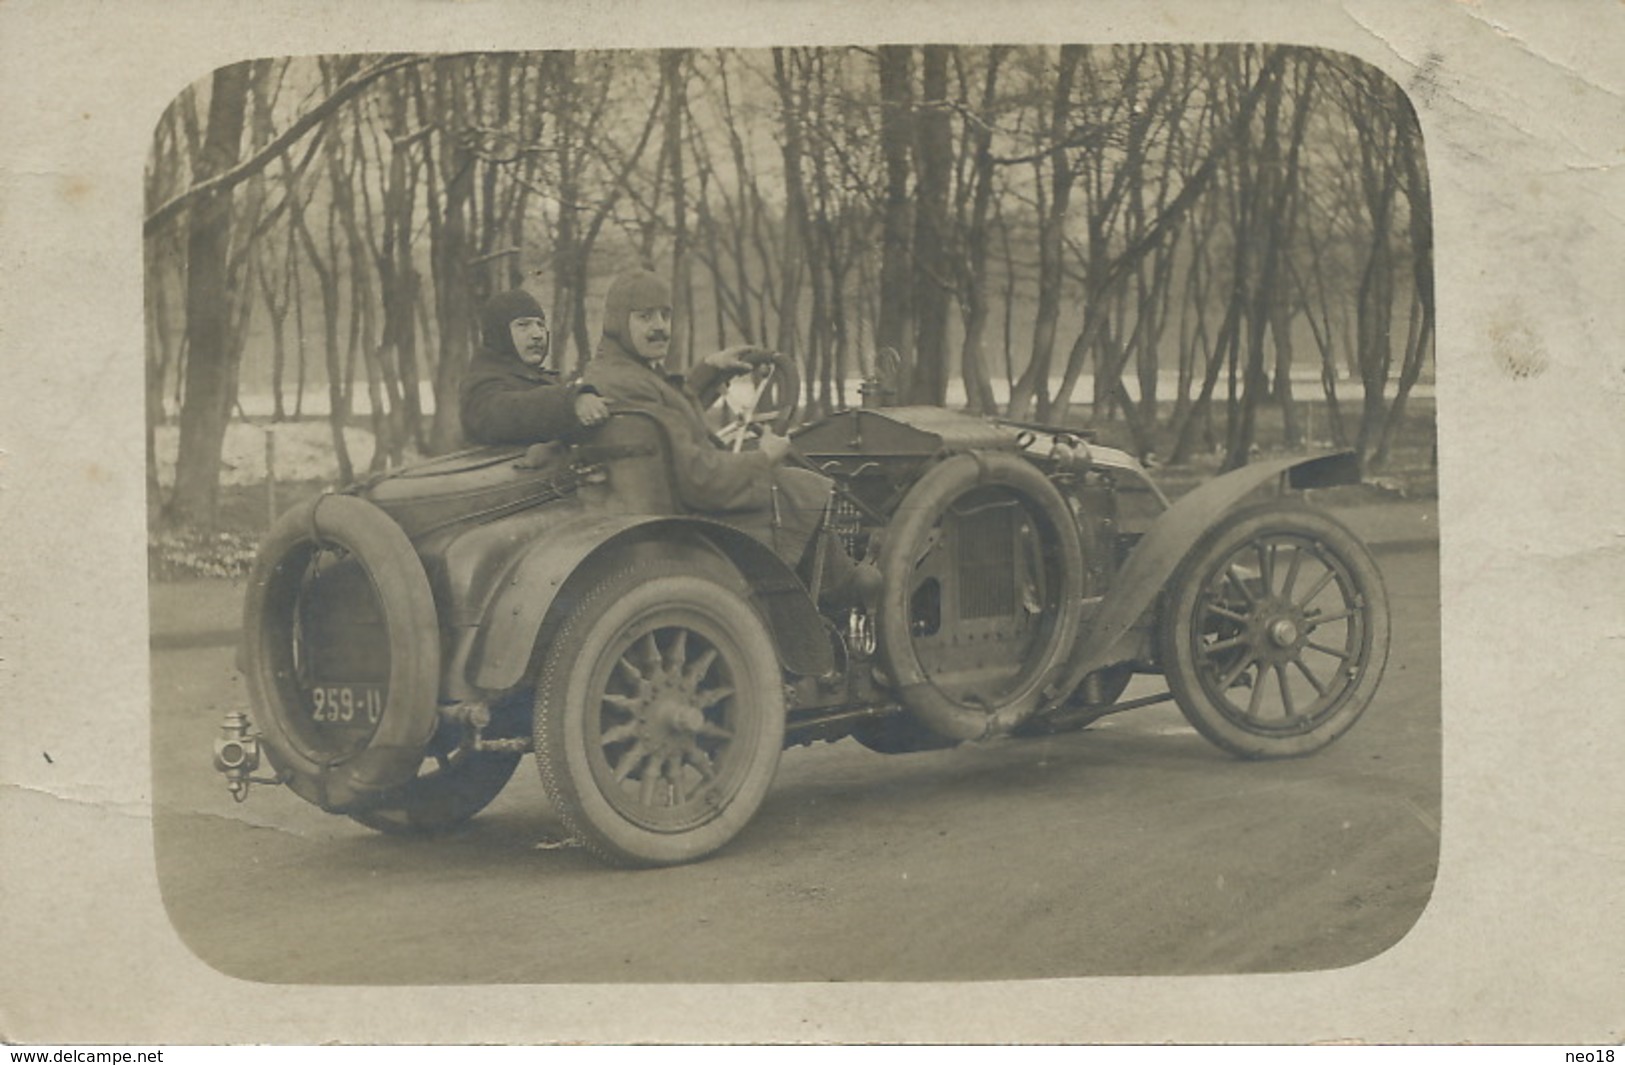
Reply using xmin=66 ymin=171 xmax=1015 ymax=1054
xmin=327 ymin=108 xmax=397 ymax=472
xmin=998 ymin=207 xmax=1018 ymax=399
xmin=1270 ymin=53 xmax=1318 ymax=451
xmin=1352 ymin=113 xmax=1400 ymax=463
xmin=547 ymin=53 xmax=583 ymax=370
xmin=379 ymin=74 xmax=424 ymax=452
xmin=955 ymin=50 xmax=1003 ymax=415
xmin=909 ymin=46 xmax=952 ymax=406
xmin=663 ymin=49 xmax=694 ymax=369
xmin=428 ymin=60 xmax=476 ymax=453
xmin=1224 ymin=59 xmax=1285 ymax=473
xmin=286 ymin=152 xmax=353 ymax=485
xmin=772 ymin=48 xmax=809 ymax=360
xmin=875 ymin=46 xmax=915 ymax=370
xmin=257 ymin=238 xmax=292 ymax=422
xmin=168 ymin=62 xmax=252 ymax=529
xmin=1007 ymin=45 xmax=1082 ymax=422
xmin=1372 ymin=114 xmax=1435 ymax=468
xmin=1169 ymin=274 xmax=1245 ymax=465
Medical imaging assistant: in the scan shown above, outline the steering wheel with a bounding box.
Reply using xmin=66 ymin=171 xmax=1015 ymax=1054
xmin=715 ymin=350 xmax=802 ymax=452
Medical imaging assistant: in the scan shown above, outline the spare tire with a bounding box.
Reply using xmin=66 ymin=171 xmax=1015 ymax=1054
xmin=241 ymin=493 xmax=442 ymax=812
xmin=876 ymin=451 xmax=1084 ymax=742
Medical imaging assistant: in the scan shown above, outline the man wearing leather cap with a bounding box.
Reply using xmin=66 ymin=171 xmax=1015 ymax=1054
xmin=459 ymin=288 xmax=610 ymax=446
xmin=583 ymin=268 xmax=878 ymax=607
xmin=581 ymin=268 xmax=797 ymax=512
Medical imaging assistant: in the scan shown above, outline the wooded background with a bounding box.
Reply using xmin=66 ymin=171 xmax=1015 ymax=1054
xmin=144 ymin=45 xmax=1433 ymax=531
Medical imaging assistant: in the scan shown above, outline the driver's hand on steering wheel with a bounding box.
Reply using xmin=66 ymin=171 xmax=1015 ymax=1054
xmin=755 ymin=427 xmax=791 ymax=465
xmin=703 ymin=345 xmax=771 ymax=377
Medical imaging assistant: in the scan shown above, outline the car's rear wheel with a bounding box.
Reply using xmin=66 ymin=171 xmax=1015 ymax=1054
xmin=532 ymin=561 xmax=785 ymax=867
xmin=347 ymin=696 xmax=526 ymax=836
xmin=1161 ymin=501 xmax=1390 ymax=758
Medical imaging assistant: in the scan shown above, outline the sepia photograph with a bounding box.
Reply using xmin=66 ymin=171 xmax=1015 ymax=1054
xmin=144 ymin=43 xmax=1440 ymax=984
xmin=3 ymin=0 xmax=1622 ymax=1047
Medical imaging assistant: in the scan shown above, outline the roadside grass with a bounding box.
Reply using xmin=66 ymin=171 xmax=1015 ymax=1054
xmin=148 ymin=476 xmax=331 ymax=581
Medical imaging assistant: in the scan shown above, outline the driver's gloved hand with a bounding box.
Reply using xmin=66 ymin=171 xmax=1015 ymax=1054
xmin=756 ymin=428 xmax=791 ymax=465
xmin=702 ymin=346 xmax=767 ymax=376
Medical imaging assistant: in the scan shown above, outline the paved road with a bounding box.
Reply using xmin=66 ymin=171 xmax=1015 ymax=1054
xmin=150 ymin=545 xmax=1438 ymax=984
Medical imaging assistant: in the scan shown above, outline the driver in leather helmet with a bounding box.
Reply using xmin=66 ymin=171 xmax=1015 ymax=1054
xmin=583 ymin=267 xmax=878 ymax=606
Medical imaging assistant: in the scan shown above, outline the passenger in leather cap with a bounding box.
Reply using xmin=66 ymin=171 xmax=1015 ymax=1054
xmin=459 ymin=288 xmax=610 ymax=446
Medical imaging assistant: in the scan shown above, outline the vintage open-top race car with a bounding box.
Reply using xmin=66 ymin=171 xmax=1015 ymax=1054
xmin=217 ymin=373 xmax=1390 ymax=867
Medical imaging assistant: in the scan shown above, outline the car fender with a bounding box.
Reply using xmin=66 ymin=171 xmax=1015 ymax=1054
xmin=1059 ymin=450 xmax=1361 ymax=689
xmin=469 ymin=514 xmax=832 ymax=693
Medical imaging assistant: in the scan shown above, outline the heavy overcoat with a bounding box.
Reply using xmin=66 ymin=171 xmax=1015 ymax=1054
xmin=458 ymin=289 xmax=586 ymax=447
xmin=582 ymin=270 xmax=830 ymax=562
xmin=582 ymin=346 xmax=775 ymax=513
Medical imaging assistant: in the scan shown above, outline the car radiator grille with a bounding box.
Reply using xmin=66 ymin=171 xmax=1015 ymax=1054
xmin=957 ymin=504 xmax=1017 ymax=620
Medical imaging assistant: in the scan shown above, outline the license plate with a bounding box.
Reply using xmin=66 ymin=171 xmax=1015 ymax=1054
xmin=307 ymin=684 xmax=386 ymax=731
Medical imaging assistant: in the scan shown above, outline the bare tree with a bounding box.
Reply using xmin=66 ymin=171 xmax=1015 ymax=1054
xmin=166 ymin=62 xmax=252 ymax=529
xmin=770 ymin=48 xmax=811 ymax=363
xmin=145 ymin=44 xmax=1433 ymax=530
xmin=875 ymin=46 xmax=916 ymax=369
xmin=1005 ymin=45 xmax=1082 ymax=422
xmin=545 ymin=52 xmax=666 ymax=370
xmin=662 ymin=49 xmax=695 ymax=369
xmin=1371 ymin=88 xmax=1433 ymax=469
xmin=948 ymin=46 xmax=1006 ymax=415
xmin=145 ymin=100 xmax=189 ymax=513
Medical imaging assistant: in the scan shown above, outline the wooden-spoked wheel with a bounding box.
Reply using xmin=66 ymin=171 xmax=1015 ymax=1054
xmin=1161 ymin=501 xmax=1390 ymax=759
xmin=532 ymin=561 xmax=785 ymax=867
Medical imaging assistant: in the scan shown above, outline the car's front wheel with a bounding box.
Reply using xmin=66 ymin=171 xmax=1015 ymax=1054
xmin=1161 ymin=500 xmax=1390 ymax=758
xmin=532 ymin=561 xmax=786 ymax=867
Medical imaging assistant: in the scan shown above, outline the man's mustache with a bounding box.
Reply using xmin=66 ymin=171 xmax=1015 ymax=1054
xmin=644 ymin=332 xmax=669 ymax=342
